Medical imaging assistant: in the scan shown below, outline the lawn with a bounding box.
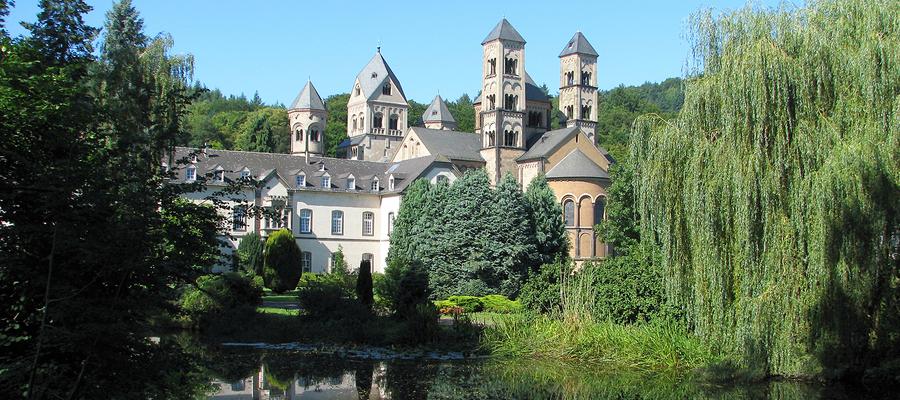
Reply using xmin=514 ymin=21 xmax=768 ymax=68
xmin=256 ymin=306 xmax=299 ymax=316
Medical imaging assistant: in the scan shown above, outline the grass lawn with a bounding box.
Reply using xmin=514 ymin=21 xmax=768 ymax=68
xmin=440 ymin=312 xmax=520 ymax=326
xmin=256 ymin=306 xmax=299 ymax=316
xmin=261 ymin=289 xmax=299 ymax=303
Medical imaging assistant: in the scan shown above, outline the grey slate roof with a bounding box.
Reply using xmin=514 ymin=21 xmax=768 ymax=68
xmin=518 ymin=126 xmax=580 ymax=161
xmin=422 ymin=95 xmax=456 ymax=124
xmin=559 ymin=32 xmax=599 ymax=57
xmin=289 ymin=80 xmax=326 ymax=110
xmin=482 ymin=18 xmax=526 ymax=45
xmin=545 ymin=148 xmax=610 ymax=180
xmin=354 ymin=50 xmax=407 ymax=101
xmin=473 ymin=71 xmax=549 ymax=103
xmin=170 ymin=147 xmax=444 ymax=193
xmin=409 ymin=127 xmax=484 ymax=162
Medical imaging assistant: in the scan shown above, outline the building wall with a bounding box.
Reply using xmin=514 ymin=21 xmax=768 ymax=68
xmin=548 ymin=178 xmax=609 ymax=261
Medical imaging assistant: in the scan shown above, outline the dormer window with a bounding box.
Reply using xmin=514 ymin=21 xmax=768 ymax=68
xmin=321 ymin=175 xmax=330 ymax=188
xmin=240 ymin=168 xmax=250 ymax=180
xmin=382 ymin=82 xmax=392 ymax=95
xmin=388 ymin=175 xmax=395 ymax=191
xmin=371 ymin=72 xmax=378 ymax=79
xmin=347 ymin=176 xmax=356 ymax=190
xmin=186 ymin=166 xmax=196 ymax=181
xmin=295 ymin=174 xmax=305 ymax=188
xmin=213 ymin=168 xmax=224 ymax=182
xmin=355 ymin=85 xmax=361 ymax=96
xmin=371 ymin=178 xmax=380 ymax=192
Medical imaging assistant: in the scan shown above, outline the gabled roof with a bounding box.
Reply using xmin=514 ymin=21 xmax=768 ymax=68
xmin=482 ymin=18 xmax=525 ymax=45
xmin=422 ymin=95 xmax=456 ymax=124
xmin=169 ymin=147 xmax=442 ymax=193
xmin=354 ymin=49 xmax=407 ymax=102
xmin=289 ymin=80 xmax=326 ymax=110
xmin=546 ymin=148 xmax=610 ymax=180
xmin=518 ymin=126 xmax=580 ymax=161
xmin=559 ymin=31 xmax=599 ymax=57
xmin=408 ymin=127 xmax=484 ymax=162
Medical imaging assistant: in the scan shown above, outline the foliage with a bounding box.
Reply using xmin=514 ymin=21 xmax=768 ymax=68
xmin=583 ymin=249 xmax=665 ymax=324
xmin=519 ymin=260 xmax=571 ymax=314
xmin=180 ymin=273 xmax=262 ymax=323
xmin=524 ymin=173 xmax=570 ymax=268
xmin=296 ymin=272 xmax=367 ymax=320
xmin=480 ymin=295 xmax=523 ymax=314
xmin=236 ymin=232 xmax=264 ymax=276
xmin=356 ymin=259 xmax=374 ymax=309
xmin=376 ymin=258 xmax=432 ymax=319
xmin=323 ymin=93 xmax=349 ymax=157
xmin=445 ymin=296 xmax=484 ymax=313
xmin=263 ymin=229 xmax=303 ymax=293
xmin=0 ymin=1 xmax=223 ymax=397
xmin=330 ymin=245 xmax=349 ymax=275
xmin=596 ymin=78 xmax=683 ymax=161
xmin=632 ymin=0 xmax=900 ymax=377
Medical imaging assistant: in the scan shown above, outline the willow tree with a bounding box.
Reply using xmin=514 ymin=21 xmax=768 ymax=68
xmin=632 ymin=0 xmax=899 ymax=377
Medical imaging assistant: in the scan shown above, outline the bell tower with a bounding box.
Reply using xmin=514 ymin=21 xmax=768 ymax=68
xmin=478 ymin=18 xmax=527 ymax=185
xmin=288 ymin=80 xmax=327 ymax=157
xmin=558 ymin=32 xmax=599 ymax=141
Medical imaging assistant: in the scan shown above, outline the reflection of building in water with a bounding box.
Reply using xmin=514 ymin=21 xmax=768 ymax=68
xmin=209 ymin=362 xmax=386 ymax=399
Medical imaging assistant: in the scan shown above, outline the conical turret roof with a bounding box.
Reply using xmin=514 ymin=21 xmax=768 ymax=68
xmin=482 ymin=18 xmax=526 ymax=45
xmin=289 ymin=80 xmax=326 ymax=110
xmin=559 ymin=31 xmax=598 ymax=57
xmin=422 ymin=95 xmax=456 ymax=124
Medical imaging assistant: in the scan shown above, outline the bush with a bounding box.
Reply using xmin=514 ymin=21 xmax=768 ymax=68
xmin=236 ymin=232 xmax=265 ymax=276
xmin=480 ymin=295 xmax=523 ymax=313
xmin=297 ymin=273 xmax=367 ymax=320
xmin=585 ymin=244 xmax=666 ymax=324
xmin=180 ymin=273 xmax=263 ymax=323
xmin=446 ymin=296 xmax=483 ymax=313
xmin=263 ymin=229 xmax=303 ymax=293
xmin=519 ymin=260 xmax=572 ymax=314
xmin=377 ymin=258 xmax=431 ymax=319
xmin=356 ymin=260 xmax=374 ymax=309
xmin=402 ymin=303 xmax=440 ymax=344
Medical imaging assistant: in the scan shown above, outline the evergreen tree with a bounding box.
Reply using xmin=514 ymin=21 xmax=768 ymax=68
xmin=22 ymin=0 xmax=97 ymax=66
xmin=236 ymin=232 xmax=265 ymax=276
xmin=331 ymin=245 xmax=349 ymax=275
xmin=263 ymin=229 xmax=303 ymax=293
xmin=387 ymin=178 xmax=431 ymax=262
xmin=490 ymin=173 xmax=538 ymax=297
xmin=525 ymin=173 xmax=569 ymax=267
xmin=356 ymin=260 xmax=374 ymax=309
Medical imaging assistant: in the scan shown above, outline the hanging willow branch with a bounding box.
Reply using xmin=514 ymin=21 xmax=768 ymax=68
xmin=632 ymin=0 xmax=899 ymax=378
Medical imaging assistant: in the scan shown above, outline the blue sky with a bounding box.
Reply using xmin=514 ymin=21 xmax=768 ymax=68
xmin=7 ymin=1 xmax=785 ymax=105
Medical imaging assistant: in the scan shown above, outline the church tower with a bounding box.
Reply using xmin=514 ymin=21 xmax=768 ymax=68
xmin=287 ymin=80 xmax=327 ymax=157
xmin=558 ymin=32 xmax=599 ymax=141
xmin=422 ymin=95 xmax=457 ymax=130
xmin=477 ymin=18 xmax=527 ymax=185
xmin=343 ymin=48 xmax=409 ymax=161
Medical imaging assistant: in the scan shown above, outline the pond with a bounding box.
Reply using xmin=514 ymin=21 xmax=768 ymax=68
xmin=198 ymin=344 xmax=894 ymax=400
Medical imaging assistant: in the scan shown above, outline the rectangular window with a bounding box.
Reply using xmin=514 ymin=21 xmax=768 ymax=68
xmin=186 ymin=167 xmax=196 ymax=181
xmin=301 ymin=252 xmax=312 ymax=273
xmin=232 ymin=206 xmax=247 ymax=231
xmin=299 ymin=209 xmax=312 ymax=233
xmin=362 ymin=212 xmax=374 ymax=236
xmin=296 ymin=175 xmax=305 ymax=188
xmin=347 ymin=178 xmax=355 ymax=190
xmin=371 ymin=180 xmax=379 ymax=192
xmin=388 ymin=212 xmax=395 ymax=235
xmin=331 ymin=211 xmax=343 ymax=235
xmin=321 ymin=176 xmax=330 ymax=188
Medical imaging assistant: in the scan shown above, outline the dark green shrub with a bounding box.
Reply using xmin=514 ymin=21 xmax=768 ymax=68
xmin=402 ymin=303 xmax=440 ymax=344
xmin=297 ymin=273 xmax=367 ymax=320
xmin=263 ymin=229 xmax=303 ymax=293
xmin=519 ymin=260 xmax=572 ymax=314
xmin=480 ymin=294 xmax=523 ymax=313
xmin=356 ymin=260 xmax=374 ymax=309
xmin=446 ymin=296 xmax=483 ymax=312
xmin=377 ymin=258 xmax=431 ymax=319
xmin=180 ymin=272 xmax=263 ymax=323
xmin=236 ymin=231 xmax=265 ymax=276
xmin=584 ymin=244 xmax=666 ymax=324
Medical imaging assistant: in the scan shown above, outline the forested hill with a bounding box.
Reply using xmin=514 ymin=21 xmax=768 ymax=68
xmin=181 ymin=78 xmax=683 ymax=160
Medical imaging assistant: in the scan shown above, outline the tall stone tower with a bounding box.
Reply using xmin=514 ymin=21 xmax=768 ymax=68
xmin=477 ymin=18 xmax=527 ymax=185
xmin=343 ymin=48 xmax=409 ymax=161
xmin=558 ymin=32 xmax=599 ymax=141
xmin=422 ymin=95 xmax=457 ymax=130
xmin=287 ymin=80 xmax=327 ymax=157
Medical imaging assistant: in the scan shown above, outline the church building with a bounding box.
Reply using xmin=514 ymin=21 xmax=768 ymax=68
xmin=175 ymin=19 xmax=613 ymax=272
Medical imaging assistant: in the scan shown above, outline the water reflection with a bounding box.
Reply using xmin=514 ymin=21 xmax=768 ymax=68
xmin=199 ymin=346 xmax=894 ymax=400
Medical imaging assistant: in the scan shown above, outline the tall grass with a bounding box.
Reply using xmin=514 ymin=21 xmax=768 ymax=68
xmin=482 ymin=269 xmax=718 ymax=372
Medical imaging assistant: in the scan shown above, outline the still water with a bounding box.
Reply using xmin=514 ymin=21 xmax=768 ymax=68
xmin=202 ymin=346 xmax=893 ymax=400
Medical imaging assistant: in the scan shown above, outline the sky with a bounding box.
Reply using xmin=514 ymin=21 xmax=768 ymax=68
xmin=6 ymin=0 xmax=786 ymax=106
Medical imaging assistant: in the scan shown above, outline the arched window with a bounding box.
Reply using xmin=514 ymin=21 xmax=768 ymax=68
xmin=594 ymin=197 xmax=606 ymax=225
xmin=486 ymin=131 xmax=495 ymax=147
xmin=352 ymin=117 xmax=357 ymax=131
xmin=487 ymin=94 xmax=496 ymax=110
xmin=295 ymin=128 xmax=303 ymax=141
xmin=373 ymin=112 xmax=383 ymax=129
xmin=359 ymin=116 xmax=364 ymax=130
xmin=504 ymin=130 xmax=517 ymax=147
xmin=362 ymin=212 xmax=374 ymax=236
xmin=382 ymin=82 xmax=392 ymax=95
xmin=487 ymin=58 xmax=496 ymax=75
xmin=355 ymin=85 xmax=361 ymax=96
xmin=308 ymin=128 xmax=320 ymax=142
xmin=331 ymin=210 xmax=343 ymax=235
xmin=566 ymin=105 xmax=574 ymax=120
xmin=504 ymin=57 xmax=517 ymax=75
xmin=566 ymin=71 xmax=575 ymax=86
xmin=388 ymin=212 xmax=395 ymax=234
xmin=388 ymin=114 xmax=399 ymax=130
xmin=581 ymin=71 xmax=591 ymax=86
xmin=299 ymin=209 xmax=312 ymax=233
xmin=563 ymin=200 xmax=575 ymax=227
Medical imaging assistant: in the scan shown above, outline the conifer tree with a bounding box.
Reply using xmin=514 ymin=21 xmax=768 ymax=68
xmin=387 ymin=178 xmax=431 ymax=262
xmin=236 ymin=232 xmax=264 ymax=276
xmin=525 ymin=173 xmax=569 ymax=267
xmin=490 ymin=173 xmax=538 ymax=296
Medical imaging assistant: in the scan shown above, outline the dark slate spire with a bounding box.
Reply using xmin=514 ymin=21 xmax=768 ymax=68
xmin=422 ymin=95 xmax=456 ymax=124
xmin=481 ymin=18 xmax=526 ymax=45
xmin=290 ymin=80 xmax=326 ymax=110
xmin=559 ymin=31 xmax=598 ymax=57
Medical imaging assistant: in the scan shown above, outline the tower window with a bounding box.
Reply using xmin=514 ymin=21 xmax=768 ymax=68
xmin=308 ymin=128 xmax=320 ymax=142
xmin=373 ymin=113 xmax=383 ymax=129
xmin=566 ymin=105 xmax=574 ymax=120
xmin=388 ymin=114 xmax=399 ymax=130
xmin=504 ymin=94 xmax=518 ymax=110
xmin=487 ymin=94 xmax=496 ymax=110
xmin=488 ymin=58 xmax=496 ymax=75
xmin=564 ymin=200 xmax=575 ymax=227
xmin=352 ymin=117 xmax=357 ymax=131
xmin=486 ymin=131 xmax=495 ymax=147
xmin=503 ymin=130 xmax=517 ymax=147
xmin=504 ymin=58 xmax=518 ymax=75
xmin=382 ymin=82 xmax=392 ymax=95
xmin=581 ymin=105 xmax=592 ymax=119
xmin=295 ymin=129 xmax=303 ymax=141
xmin=566 ymin=71 xmax=575 ymax=86
xmin=581 ymin=71 xmax=592 ymax=86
